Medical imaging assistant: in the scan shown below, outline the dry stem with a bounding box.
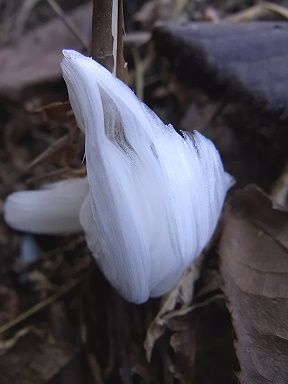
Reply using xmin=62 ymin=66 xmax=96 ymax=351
xmin=91 ymin=0 xmax=126 ymax=81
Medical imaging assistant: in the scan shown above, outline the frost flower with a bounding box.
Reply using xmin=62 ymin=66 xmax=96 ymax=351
xmin=4 ymin=178 xmax=88 ymax=235
xmin=61 ymin=50 xmax=233 ymax=303
xmin=4 ymin=50 xmax=232 ymax=304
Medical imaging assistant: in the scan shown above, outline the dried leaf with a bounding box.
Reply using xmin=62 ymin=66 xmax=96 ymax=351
xmin=168 ymin=298 xmax=237 ymax=384
xmin=0 ymin=328 xmax=78 ymax=384
xmin=168 ymin=313 xmax=197 ymax=384
xmin=0 ymin=3 xmax=91 ymax=99
xmin=144 ymin=259 xmax=202 ymax=361
xmin=220 ymin=185 xmax=288 ymax=383
xmin=31 ymin=101 xmax=73 ymax=124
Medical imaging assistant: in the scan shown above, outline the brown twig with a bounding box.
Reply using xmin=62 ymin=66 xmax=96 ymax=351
xmin=91 ymin=0 xmax=114 ymax=71
xmin=91 ymin=0 xmax=127 ymax=81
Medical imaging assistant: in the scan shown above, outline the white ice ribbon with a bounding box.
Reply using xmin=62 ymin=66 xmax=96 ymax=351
xmin=61 ymin=50 xmax=233 ymax=303
xmin=4 ymin=178 xmax=88 ymax=235
xmin=4 ymin=50 xmax=233 ymax=304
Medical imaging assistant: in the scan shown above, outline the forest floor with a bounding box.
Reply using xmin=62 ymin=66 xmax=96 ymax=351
xmin=0 ymin=1 xmax=288 ymax=383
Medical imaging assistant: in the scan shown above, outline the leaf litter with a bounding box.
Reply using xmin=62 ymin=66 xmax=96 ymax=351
xmin=220 ymin=185 xmax=288 ymax=383
xmin=0 ymin=0 xmax=288 ymax=383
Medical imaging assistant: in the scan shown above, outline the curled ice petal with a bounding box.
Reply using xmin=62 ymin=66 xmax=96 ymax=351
xmin=62 ymin=50 xmax=233 ymax=304
xmin=4 ymin=178 xmax=88 ymax=235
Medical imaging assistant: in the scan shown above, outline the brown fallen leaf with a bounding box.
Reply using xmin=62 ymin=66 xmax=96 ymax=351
xmin=219 ymin=185 xmax=288 ymax=383
xmin=30 ymin=101 xmax=74 ymax=124
xmin=0 ymin=3 xmax=91 ymax=100
xmin=168 ymin=297 xmax=237 ymax=384
xmin=144 ymin=258 xmax=202 ymax=361
xmin=0 ymin=327 xmax=78 ymax=384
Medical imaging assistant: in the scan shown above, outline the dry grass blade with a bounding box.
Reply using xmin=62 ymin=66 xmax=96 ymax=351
xmin=173 ymin=0 xmax=189 ymax=17
xmin=132 ymin=48 xmax=144 ymax=100
xmin=0 ymin=327 xmax=30 ymax=353
xmin=132 ymin=44 xmax=153 ymax=100
xmin=226 ymin=1 xmax=288 ymax=22
xmin=225 ymin=3 xmax=270 ymax=21
xmin=26 ymin=167 xmax=86 ymax=185
xmin=0 ymin=278 xmax=82 ymax=335
xmin=27 ymin=134 xmax=69 ymax=169
xmin=124 ymin=31 xmax=151 ymax=46
xmin=13 ymin=0 xmax=42 ymax=39
xmin=47 ymin=0 xmax=89 ymax=51
xmin=263 ymin=1 xmax=288 ymax=19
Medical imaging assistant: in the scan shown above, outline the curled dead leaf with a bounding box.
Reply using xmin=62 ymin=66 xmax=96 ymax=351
xmin=0 ymin=327 xmax=78 ymax=384
xmin=144 ymin=258 xmax=202 ymax=361
xmin=220 ymin=185 xmax=288 ymax=383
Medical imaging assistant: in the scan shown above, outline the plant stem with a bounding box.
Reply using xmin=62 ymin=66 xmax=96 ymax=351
xmin=91 ymin=0 xmax=126 ymax=81
xmin=91 ymin=0 xmax=114 ymax=71
xmin=115 ymin=0 xmax=127 ymax=82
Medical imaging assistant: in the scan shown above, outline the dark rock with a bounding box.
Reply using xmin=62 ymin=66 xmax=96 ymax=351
xmin=154 ymin=22 xmax=288 ymax=117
